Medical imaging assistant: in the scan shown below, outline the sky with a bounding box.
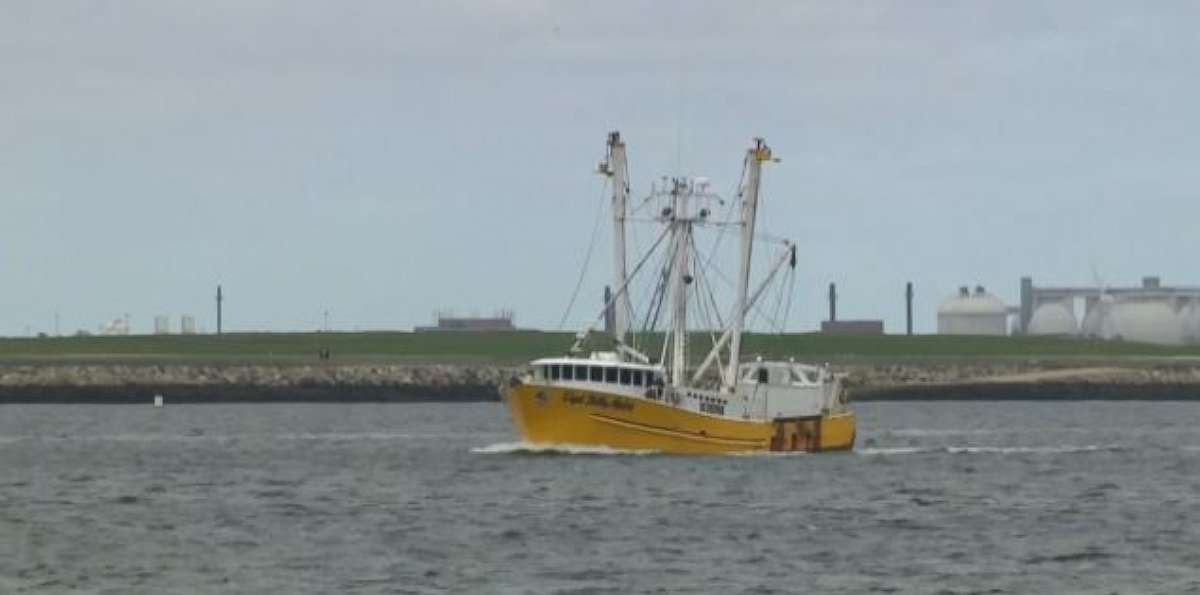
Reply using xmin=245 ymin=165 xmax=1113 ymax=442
xmin=2 ymin=1 xmax=1198 ymax=336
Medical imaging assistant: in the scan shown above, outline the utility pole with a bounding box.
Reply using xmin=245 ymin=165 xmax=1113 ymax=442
xmin=216 ymin=285 xmax=223 ymax=335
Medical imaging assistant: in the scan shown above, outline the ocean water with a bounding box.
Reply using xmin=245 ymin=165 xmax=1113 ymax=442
xmin=2 ymin=401 xmax=1200 ymax=594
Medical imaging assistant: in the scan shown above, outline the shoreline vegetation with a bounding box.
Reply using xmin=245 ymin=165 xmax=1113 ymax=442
xmin=1 ymin=331 xmax=1199 ymax=403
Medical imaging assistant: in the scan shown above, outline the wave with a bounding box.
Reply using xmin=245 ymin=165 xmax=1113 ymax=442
xmin=856 ymin=446 xmax=929 ymax=456
xmin=886 ymin=428 xmax=1010 ymax=437
xmin=946 ymin=444 xmax=1122 ymax=455
xmin=277 ymin=432 xmax=505 ymax=442
xmin=471 ymin=441 xmax=660 ymax=456
xmin=22 ymin=431 xmax=506 ymax=444
xmin=857 ymin=444 xmax=1124 ymax=456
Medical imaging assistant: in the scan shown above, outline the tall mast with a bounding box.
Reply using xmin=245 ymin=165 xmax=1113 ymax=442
xmin=607 ymin=131 xmax=631 ymax=345
xmin=669 ymin=179 xmax=691 ymax=387
xmin=725 ymin=138 xmax=772 ymax=388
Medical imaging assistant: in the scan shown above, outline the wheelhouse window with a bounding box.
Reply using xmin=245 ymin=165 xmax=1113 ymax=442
xmin=605 ymin=367 xmax=618 ymax=383
xmin=575 ymin=365 xmax=587 ymax=380
xmin=632 ymin=370 xmax=643 ymax=386
xmin=590 ymin=367 xmax=603 ymax=382
xmin=620 ymin=368 xmax=631 ymax=385
xmin=550 ymin=365 xmax=560 ymax=381
xmin=562 ymin=365 xmax=573 ymax=381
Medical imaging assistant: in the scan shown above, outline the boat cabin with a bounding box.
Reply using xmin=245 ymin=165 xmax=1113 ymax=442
xmin=736 ymin=360 xmax=838 ymax=419
xmin=529 ymin=355 xmax=665 ymax=398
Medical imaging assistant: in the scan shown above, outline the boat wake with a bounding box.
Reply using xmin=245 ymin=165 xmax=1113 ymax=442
xmin=857 ymin=444 xmax=1125 ymax=456
xmin=471 ymin=441 xmax=660 ymax=456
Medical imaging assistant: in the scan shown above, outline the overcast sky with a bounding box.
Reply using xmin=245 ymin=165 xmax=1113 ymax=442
xmin=2 ymin=1 xmax=1197 ymax=336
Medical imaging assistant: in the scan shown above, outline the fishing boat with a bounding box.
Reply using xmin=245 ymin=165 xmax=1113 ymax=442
xmin=502 ymin=132 xmax=855 ymax=454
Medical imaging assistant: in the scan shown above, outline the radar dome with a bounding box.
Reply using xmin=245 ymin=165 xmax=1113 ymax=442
xmin=1028 ymin=301 xmax=1078 ymax=336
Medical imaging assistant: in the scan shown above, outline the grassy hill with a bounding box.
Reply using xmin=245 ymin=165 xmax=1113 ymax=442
xmin=1 ymin=331 xmax=1197 ymax=365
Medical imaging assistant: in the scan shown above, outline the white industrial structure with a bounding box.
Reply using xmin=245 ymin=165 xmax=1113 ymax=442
xmin=180 ymin=315 xmax=197 ymax=335
xmin=937 ymin=277 xmax=1200 ymax=345
xmin=1026 ymin=299 xmax=1079 ymax=336
xmin=937 ymin=286 xmax=1009 ymax=336
xmin=154 ymin=315 xmax=171 ymax=335
xmin=1014 ymin=276 xmax=1200 ymax=346
xmin=100 ymin=315 xmax=131 ymax=336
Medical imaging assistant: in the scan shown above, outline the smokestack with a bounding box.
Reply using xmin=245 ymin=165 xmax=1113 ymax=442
xmin=216 ymin=285 xmax=223 ymax=335
xmin=906 ymin=282 xmax=914 ymax=336
xmin=1019 ymin=276 xmax=1034 ymax=335
xmin=603 ymin=286 xmax=615 ymax=335
xmin=828 ymin=283 xmax=837 ymax=322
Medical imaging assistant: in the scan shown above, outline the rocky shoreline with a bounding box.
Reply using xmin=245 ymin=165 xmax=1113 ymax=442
xmin=1 ymin=361 xmax=1199 ymax=403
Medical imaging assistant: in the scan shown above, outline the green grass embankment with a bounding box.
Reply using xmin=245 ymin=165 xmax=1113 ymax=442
xmin=1 ymin=331 xmax=1198 ymax=366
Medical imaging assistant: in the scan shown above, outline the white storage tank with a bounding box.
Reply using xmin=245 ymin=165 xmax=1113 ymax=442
xmin=1181 ymin=300 xmax=1200 ymax=343
xmin=938 ymin=286 xmax=1009 ymax=336
xmin=1108 ymin=299 xmax=1183 ymax=346
xmin=1027 ymin=300 xmax=1078 ymax=336
xmin=1081 ymin=296 xmax=1119 ymax=340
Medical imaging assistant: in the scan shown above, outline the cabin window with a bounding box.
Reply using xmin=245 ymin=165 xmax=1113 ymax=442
xmin=575 ymin=365 xmax=587 ymax=380
xmin=605 ymin=367 xmax=618 ymax=383
xmin=590 ymin=366 xmax=603 ymax=382
xmin=632 ymin=370 xmax=643 ymax=386
xmin=620 ymin=368 xmax=631 ymax=385
xmin=550 ymin=365 xmax=561 ymax=380
xmin=563 ymin=365 xmax=574 ymax=381
xmin=756 ymin=368 xmax=768 ymax=384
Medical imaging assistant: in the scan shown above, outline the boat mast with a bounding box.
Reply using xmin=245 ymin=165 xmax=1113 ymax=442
xmin=725 ymin=138 xmax=772 ymax=388
xmin=669 ymin=179 xmax=691 ymax=387
xmin=607 ymin=131 xmax=632 ymax=347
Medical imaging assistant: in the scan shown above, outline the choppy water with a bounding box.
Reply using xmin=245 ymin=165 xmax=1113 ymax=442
xmin=3 ymin=401 xmax=1200 ymax=594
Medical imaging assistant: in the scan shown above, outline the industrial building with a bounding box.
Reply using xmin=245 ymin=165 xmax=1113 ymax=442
xmin=937 ymin=276 xmax=1200 ymax=345
xmin=415 ymin=311 xmax=517 ymax=332
xmin=820 ymin=283 xmax=888 ymax=336
xmin=937 ymin=286 xmax=1009 ymax=336
xmin=1019 ymin=276 xmax=1200 ymax=345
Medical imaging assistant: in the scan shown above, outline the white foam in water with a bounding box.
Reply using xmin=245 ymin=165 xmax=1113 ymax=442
xmin=277 ymin=432 xmax=497 ymax=442
xmin=858 ymin=444 xmax=1122 ymax=456
xmin=471 ymin=441 xmax=659 ymax=456
xmin=887 ymin=428 xmax=1012 ymax=437
xmin=944 ymin=444 xmax=1120 ymax=455
xmin=856 ymin=446 xmax=931 ymax=456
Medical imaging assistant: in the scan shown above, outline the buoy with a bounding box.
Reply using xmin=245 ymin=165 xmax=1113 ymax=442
xmin=154 ymin=394 xmax=164 ymax=408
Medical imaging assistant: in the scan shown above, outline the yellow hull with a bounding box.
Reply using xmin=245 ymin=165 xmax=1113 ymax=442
xmin=503 ymin=383 xmax=855 ymax=455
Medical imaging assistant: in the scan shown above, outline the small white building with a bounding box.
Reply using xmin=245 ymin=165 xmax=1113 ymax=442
xmin=154 ymin=316 xmax=171 ymax=335
xmin=100 ymin=316 xmax=131 ymax=336
xmin=937 ymin=286 xmax=1009 ymax=336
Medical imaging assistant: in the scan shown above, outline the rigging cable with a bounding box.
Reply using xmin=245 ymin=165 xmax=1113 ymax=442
xmin=556 ymin=178 xmax=610 ymax=330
